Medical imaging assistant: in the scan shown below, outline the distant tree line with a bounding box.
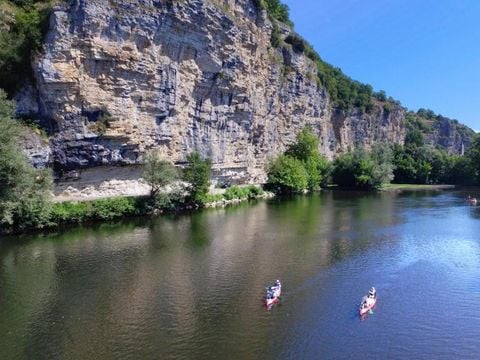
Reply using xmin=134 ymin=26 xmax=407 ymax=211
xmin=1 ymin=86 xmax=480 ymax=234
xmin=266 ymin=127 xmax=480 ymax=194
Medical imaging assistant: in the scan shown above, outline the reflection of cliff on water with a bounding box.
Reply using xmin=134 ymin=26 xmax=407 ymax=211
xmin=0 ymin=192 xmax=416 ymax=358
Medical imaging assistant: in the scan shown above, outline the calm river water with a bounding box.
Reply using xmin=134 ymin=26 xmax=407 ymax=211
xmin=2 ymin=190 xmax=480 ymax=359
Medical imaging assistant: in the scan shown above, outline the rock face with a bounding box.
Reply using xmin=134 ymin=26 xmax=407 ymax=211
xmin=20 ymin=128 xmax=52 ymax=169
xmin=425 ymin=117 xmax=475 ymax=155
xmin=18 ymin=0 xmax=407 ymax=183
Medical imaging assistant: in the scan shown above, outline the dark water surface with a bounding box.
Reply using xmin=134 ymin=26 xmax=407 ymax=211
xmin=2 ymin=190 xmax=480 ymax=359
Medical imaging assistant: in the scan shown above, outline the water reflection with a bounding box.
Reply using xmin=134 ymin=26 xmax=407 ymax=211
xmin=2 ymin=190 xmax=480 ymax=359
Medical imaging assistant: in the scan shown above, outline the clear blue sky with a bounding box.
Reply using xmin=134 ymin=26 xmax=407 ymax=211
xmin=283 ymin=0 xmax=480 ymax=131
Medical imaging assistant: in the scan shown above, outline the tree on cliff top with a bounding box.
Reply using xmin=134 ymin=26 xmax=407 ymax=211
xmin=0 ymin=89 xmax=52 ymax=231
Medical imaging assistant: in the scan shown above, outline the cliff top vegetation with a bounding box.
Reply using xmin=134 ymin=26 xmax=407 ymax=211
xmin=0 ymin=0 xmax=56 ymax=95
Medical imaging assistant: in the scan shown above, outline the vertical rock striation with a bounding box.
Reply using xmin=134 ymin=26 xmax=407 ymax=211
xmin=18 ymin=0 xmax=407 ymax=182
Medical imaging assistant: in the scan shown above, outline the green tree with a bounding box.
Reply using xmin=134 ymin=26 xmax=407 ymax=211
xmin=286 ymin=127 xmax=318 ymax=162
xmin=448 ymin=155 xmax=477 ymax=185
xmin=392 ymin=145 xmax=418 ymax=183
xmin=143 ymin=153 xmax=178 ymax=197
xmin=266 ymin=155 xmax=308 ymax=194
xmin=182 ymin=152 xmax=212 ymax=205
xmin=465 ymin=134 xmax=480 ymax=184
xmin=286 ymin=127 xmax=331 ymax=190
xmin=405 ymin=127 xmax=424 ymax=148
xmin=370 ymin=143 xmax=395 ymax=186
xmin=331 ymin=152 xmax=356 ymax=187
xmin=0 ymin=89 xmax=52 ymax=231
xmin=332 ymin=146 xmax=393 ymax=190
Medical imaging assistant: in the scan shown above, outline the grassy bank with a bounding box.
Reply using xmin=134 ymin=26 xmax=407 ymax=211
xmin=381 ymin=184 xmax=456 ymax=191
xmin=2 ymin=185 xmax=267 ymax=234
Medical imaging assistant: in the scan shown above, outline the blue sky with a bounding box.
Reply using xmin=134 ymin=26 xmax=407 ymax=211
xmin=283 ymin=0 xmax=480 ymax=131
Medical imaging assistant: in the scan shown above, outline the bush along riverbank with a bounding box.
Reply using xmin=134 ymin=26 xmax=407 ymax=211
xmin=1 ymin=185 xmax=270 ymax=235
xmin=50 ymin=185 xmax=269 ymax=228
xmin=2 ymin=83 xmax=479 ymax=234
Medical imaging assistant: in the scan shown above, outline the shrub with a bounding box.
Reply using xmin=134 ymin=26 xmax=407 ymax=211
xmin=91 ymin=197 xmax=137 ymax=220
xmin=203 ymin=194 xmax=224 ymax=203
xmin=50 ymin=197 xmax=138 ymax=225
xmin=284 ymin=33 xmax=306 ymax=53
xmin=0 ymin=89 xmax=53 ymax=231
xmin=147 ymin=189 xmax=185 ymax=212
xmin=270 ymin=21 xmax=281 ymax=48
xmin=332 ymin=145 xmax=393 ymax=190
xmin=266 ymin=155 xmax=308 ymax=194
xmin=143 ymin=153 xmax=179 ymax=196
xmin=286 ymin=128 xmax=331 ymax=190
xmin=50 ymin=201 xmax=94 ymax=223
xmin=182 ymin=152 xmax=212 ymax=206
xmin=254 ymin=0 xmax=291 ymax=25
xmin=224 ymin=186 xmax=250 ymax=200
xmin=246 ymin=185 xmax=264 ymax=198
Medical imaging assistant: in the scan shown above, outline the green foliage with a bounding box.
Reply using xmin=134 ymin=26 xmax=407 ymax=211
xmin=285 ymin=128 xmax=331 ymax=190
xmin=374 ymin=90 xmax=387 ymax=102
xmin=267 ymin=128 xmax=331 ymax=193
xmin=311 ymin=54 xmax=377 ymax=112
xmin=391 ymin=136 xmax=478 ymax=185
xmin=90 ymin=197 xmax=137 ymax=220
xmin=332 ymin=145 xmax=394 ymax=190
xmin=254 ymin=0 xmax=291 ymax=25
xmin=0 ymin=0 xmax=52 ymax=95
xmin=182 ymin=152 xmax=212 ymax=206
xmin=270 ymin=21 xmax=281 ymax=48
xmin=50 ymin=197 xmax=138 ymax=224
xmin=393 ymin=109 xmax=477 ymax=185
xmin=370 ymin=143 xmax=395 ymax=186
xmin=285 ymin=127 xmax=318 ymax=162
xmin=255 ymin=0 xmax=391 ymax=113
xmin=405 ymin=126 xmax=425 ymax=148
xmin=284 ymin=33 xmax=306 ymax=53
xmin=245 ymin=184 xmax=264 ymax=197
xmin=203 ymin=193 xmax=224 ymax=203
xmin=50 ymin=201 xmax=94 ymax=223
xmin=143 ymin=153 xmax=179 ymax=196
xmin=266 ymin=154 xmax=308 ymax=194
xmin=223 ymin=185 xmax=263 ymax=200
xmin=148 ymin=189 xmax=185 ymax=212
xmin=465 ymin=134 xmax=480 ymax=184
xmin=0 ymin=89 xmax=53 ymax=231
xmin=448 ymin=155 xmax=477 ymax=185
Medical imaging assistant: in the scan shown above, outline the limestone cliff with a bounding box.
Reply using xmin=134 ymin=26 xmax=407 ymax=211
xmin=17 ymin=0 xmax=408 ymax=183
xmin=424 ymin=117 xmax=475 ymax=155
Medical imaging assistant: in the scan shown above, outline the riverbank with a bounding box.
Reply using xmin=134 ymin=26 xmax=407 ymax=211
xmin=381 ymin=184 xmax=456 ymax=192
xmin=1 ymin=185 xmax=273 ymax=235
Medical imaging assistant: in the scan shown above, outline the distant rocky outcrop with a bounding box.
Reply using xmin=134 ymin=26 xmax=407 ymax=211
xmin=424 ymin=116 xmax=475 ymax=155
xmin=14 ymin=0 xmax=470 ymax=184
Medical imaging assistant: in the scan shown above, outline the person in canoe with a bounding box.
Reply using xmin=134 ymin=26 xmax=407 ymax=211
xmin=359 ymin=287 xmax=377 ymax=316
xmin=265 ymin=280 xmax=281 ymax=307
xmin=467 ymin=195 xmax=477 ymax=205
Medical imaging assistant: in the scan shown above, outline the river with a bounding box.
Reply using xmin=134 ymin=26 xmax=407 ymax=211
xmin=1 ymin=190 xmax=480 ymax=359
